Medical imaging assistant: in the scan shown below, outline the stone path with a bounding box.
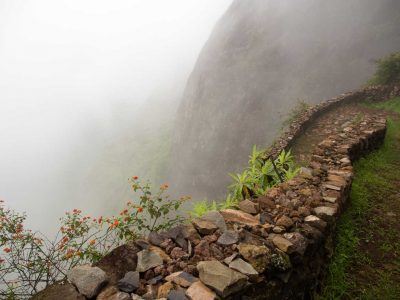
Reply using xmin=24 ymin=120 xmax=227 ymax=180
xmin=34 ymin=90 xmax=398 ymax=300
xmin=291 ymin=103 xmax=388 ymax=166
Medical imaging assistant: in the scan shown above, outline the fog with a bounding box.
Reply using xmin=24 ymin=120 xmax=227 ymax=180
xmin=169 ymin=0 xmax=400 ymax=200
xmin=0 ymin=0 xmax=232 ymax=234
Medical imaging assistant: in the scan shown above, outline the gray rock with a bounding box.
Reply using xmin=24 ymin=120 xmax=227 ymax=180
xmin=223 ymin=253 xmax=238 ymax=265
xmin=238 ymin=243 xmax=270 ymax=273
xmin=314 ymin=206 xmax=337 ymax=220
xmin=117 ymin=271 xmax=140 ymax=292
xmin=304 ymin=215 xmax=327 ymax=231
xmin=197 ymin=261 xmax=248 ymax=297
xmin=229 ymin=258 xmax=258 ymax=277
xmin=167 ymin=290 xmax=188 ymax=300
xmin=192 ymin=218 xmax=218 ymax=235
xmin=217 ymin=230 xmax=239 ymax=246
xmin=135 ymin=239 xmax=150 ymax=249
xmin=148 ymin=231 xmax=168 ymax=247
xmin=283 ymin=232 xmax=307 ymax=256
xmin=166 ymin=226 xmax=188 ymax=250
xmin=165 ymin=271 xmax=198 ymax=287
xmin=201 ymin=211 xmax=227 ymax=232
xmin=131 ymin=294 xmax=144 ymax=300
xmin=136 ymin=249 xmax=163 ymax=272
xmin=272 ymin=235 xmax=294 ymax=254
xmin=67 ymin=265 xmax=108 ymax=298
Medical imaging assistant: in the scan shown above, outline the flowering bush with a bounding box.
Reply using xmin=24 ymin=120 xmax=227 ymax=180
xmin=0 ymin=177 xmax=187 ymax=298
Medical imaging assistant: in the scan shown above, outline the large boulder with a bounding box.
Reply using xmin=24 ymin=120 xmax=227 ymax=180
xmin=67 ymin=265 xmax=108 ymax=298
xmin=136 ymin=249 xmax=163 ymax=272
xmin=200 ymin=211 xmax=227 ymax=232
xmin=192 ymin=218 xmax=219 ymax=235
xmin=31 ymin=281 xmax=85 ymax=300
xmin=197 ymin=261 xmax=248 ymax=297
xmin=217 ymin=230 xmax=239 ymax=246
xmin=94 ymin=242 xmax=140 ymax=283
xmin=117 ymin=271 xmax=140 ymax=293
xmin=238 ymin=243 xmax=271 ymax=273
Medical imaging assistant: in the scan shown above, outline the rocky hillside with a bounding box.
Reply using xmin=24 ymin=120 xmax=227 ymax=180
xmin=169 ymin=0 xmax=400 ymax=199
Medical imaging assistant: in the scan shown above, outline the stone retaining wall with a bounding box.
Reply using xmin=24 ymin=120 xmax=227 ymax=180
xmin=269 ymin=84 xmax=400 ymax=158
xmin=38 ymin=85 xmax=399 ymax=300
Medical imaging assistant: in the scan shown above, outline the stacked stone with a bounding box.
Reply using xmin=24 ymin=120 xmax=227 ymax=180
xmin=40 ymin=85 xmax=397 ymax=300
xmin=268 ymin=84 xmax=399 ymax=159
xmin=63 ymin=112 xmax=387 ymax=300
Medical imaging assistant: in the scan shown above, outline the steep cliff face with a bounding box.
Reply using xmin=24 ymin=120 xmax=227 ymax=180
xmin=170 ymin=0 xmax=400 ymax=199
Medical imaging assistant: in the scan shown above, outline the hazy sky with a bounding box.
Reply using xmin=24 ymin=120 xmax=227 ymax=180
xmin=0 ymin=0 xmax=232 ymax=233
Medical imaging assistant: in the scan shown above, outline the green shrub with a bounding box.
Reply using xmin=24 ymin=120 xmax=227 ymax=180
xmin=190 ymin=194 xmax=239 ymax=218
xmin=189 ymin=147 xmax=299 ymax=217
xmin=369 ymin=52 xmax=400 ymax=85
xmin=0 ymin=178 xmax=187 ymax=298
xmin=229 ymin=147 xmax=299 ymax=201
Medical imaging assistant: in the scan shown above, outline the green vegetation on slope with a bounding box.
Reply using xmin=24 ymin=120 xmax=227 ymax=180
xmin=369 ymin=52 xmax=400 ymax=85
xmin=319 ymin=97 xmax=400 ymax=299
xmin=190 ymin=148 xmax=299 ymax=217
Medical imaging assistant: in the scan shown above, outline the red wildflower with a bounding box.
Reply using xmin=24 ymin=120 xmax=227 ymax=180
xmin=3 ymin=248 xmax=11 ymax=253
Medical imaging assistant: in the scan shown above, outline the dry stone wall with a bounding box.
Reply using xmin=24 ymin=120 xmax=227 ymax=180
xmin=39 ymin=85 xmax=399 ymax=300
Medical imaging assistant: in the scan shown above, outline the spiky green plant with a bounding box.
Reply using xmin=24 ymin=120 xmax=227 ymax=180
xmin=219 ymin=193 xmax=239 ymax=210
xmin=190 ymin=200 xmax=211 ymax=218
xmin=229 ymin=148 xmax=299 ymax=201
xmin=228 ymin=170 xmax=255 ymax=200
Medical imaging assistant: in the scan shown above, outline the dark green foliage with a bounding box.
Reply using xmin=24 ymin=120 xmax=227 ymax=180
xmin=369 ymin=52 xmax=400 ymax=85
xmin=229 ymin=147 xmax=299 ymax=201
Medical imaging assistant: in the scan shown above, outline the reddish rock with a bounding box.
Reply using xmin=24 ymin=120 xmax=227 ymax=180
xmin=194 ymin=240 xmax=211 ymax=259
xmin=170 ymin=247 xmax=189 ymax=260
xmin=272 ymin=235 xmax=294 ymax=253
xmin=166 ymin=271 xmax=199 ymax=287
xmin=276 ymin=215 xmax=294 ymax=229
xmin=283 ymin=232 xmax=308 ymax=256
xmin=238 ymin=199 xmax=260 ymax=214
xmin=94 ymin=242 xmax=140 ymax=284
xmin=257 ymin=196 xmax=276 ymax=210
xmin=157 ymin=281 xmax=174 ymax=298
xmin=186 ymin=281 xmax=217 ymax=300
xmin=220 ymin=209 xmax=259 ymax=226
xmin=192 ymin=218 xmax=218 ymax=235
